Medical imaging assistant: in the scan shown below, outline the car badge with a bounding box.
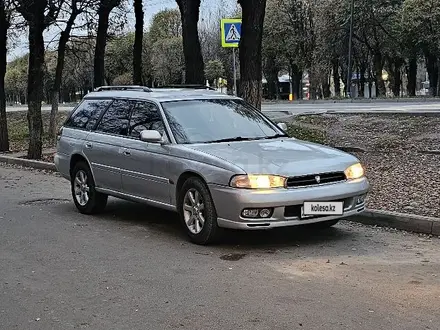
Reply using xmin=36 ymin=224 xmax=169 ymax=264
xmin=315 ymin=175 xmax=321 ymax=183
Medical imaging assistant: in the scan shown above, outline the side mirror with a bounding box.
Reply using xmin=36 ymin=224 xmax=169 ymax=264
xmin=277 ymin=122 xmax=288 ymax=131
xmin=140 ymin=130 xmax=165 ymax=144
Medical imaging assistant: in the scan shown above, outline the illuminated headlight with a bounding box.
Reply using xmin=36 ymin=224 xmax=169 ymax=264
xmin=344 ymin=163 xmax=365 ymax=180
xmin=230 ymin=175 xmax=287 ymax=189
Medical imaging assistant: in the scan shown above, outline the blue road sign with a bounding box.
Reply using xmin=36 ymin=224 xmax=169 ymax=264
xmin=221 ymin=18 xmax=242 ymax=48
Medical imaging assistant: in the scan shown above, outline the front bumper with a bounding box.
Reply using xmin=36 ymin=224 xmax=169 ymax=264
xmin=209 ymin=178 xmax=369 ymax=230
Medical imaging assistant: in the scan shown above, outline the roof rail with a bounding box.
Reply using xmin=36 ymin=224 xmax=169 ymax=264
xmin=159 ymin=84 xmax=216 ymax=91
xmin=94 ymin=85 xmax=152 ymax=92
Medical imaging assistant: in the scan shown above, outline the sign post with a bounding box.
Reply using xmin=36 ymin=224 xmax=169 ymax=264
xmin=221 ymin=18 xmax=242 ymax=96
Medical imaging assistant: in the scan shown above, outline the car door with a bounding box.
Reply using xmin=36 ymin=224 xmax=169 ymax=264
xmin=83 ymin=99 xmax=134 ymax=192
xmin=120 ymin=101 xmax=172 ymax=205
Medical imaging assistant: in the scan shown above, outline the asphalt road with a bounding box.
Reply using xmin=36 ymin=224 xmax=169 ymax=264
xmin=1 ymin=165 xmax=440 ymax=330
xmin=262 ymin=101 xmax=440 ymax=115
xmin=6 ymin=100 xmax=440 ymax=117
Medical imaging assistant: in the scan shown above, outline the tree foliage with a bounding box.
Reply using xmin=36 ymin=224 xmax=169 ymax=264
xmin=205 ymin=60 xmax=224 ymax=85
xmin=149 ymin=8 xmax=182 ymax=44
xmin=261 ymin=0 xmax=440 ymax=98
xmin=151 ymin=37 xmax=184 ymax=86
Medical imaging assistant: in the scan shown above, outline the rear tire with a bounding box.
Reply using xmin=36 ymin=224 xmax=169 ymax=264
xmin=178 ymin=177 xmax=222 ymax=245
xmin=71 ymin=161 xmax=108 ymax=214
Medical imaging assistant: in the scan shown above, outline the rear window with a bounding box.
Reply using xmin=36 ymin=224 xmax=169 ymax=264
xmin=65 ymin=99 xmax=112 ymax=130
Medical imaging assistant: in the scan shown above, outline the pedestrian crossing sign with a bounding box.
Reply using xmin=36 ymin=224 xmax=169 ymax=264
xmin=221 ymin=18 xmax=242 ymax=48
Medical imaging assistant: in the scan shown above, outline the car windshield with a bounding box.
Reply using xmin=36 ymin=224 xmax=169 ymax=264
xmin=161 ymin=99 xmax=286 ymax=144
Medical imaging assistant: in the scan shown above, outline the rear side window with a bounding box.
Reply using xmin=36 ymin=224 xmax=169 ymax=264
xmin=65 ymin=99 xmax=111 ymax=130
xmin=96 ymin=100 xmax=133 ymax=136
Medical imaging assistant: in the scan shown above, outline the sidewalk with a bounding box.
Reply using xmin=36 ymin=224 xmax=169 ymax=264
xmin=2 ymin=147 xmax=57 ymax=159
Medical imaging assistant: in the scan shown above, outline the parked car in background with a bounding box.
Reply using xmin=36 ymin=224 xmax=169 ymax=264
xmin=55 ymin=86 xmax=369 ymax=244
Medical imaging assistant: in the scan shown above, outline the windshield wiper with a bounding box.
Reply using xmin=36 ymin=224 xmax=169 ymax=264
xmin=206 ymin=136 xmax=257 ymax=143
xmin=263 ymin=133 xmax=289 ymax=139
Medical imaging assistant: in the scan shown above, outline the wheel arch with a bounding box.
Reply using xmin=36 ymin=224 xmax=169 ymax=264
xmin=69 ymin=153 xmax=94 ymax=179
xmin=175 ymin=171 xmax=208 ymax=205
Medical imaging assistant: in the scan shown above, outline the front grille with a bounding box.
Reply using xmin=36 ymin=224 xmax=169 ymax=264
xmin=286 ymin=172 xmax=346 ymax=188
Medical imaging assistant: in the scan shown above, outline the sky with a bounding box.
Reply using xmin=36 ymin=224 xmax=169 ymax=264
xmin=7 ymin=0 xmax=237 ymax=61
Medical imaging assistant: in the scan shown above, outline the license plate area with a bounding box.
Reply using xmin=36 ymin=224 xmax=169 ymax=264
xmin=301 ymin=201 xmax=344 ymax=219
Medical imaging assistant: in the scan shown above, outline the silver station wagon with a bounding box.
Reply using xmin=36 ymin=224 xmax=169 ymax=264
xmin=55 ymin=86 xmax=369 ymax=244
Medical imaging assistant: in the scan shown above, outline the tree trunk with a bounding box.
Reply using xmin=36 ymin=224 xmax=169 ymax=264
xmin=290 ymin=63 xmax=302 ymax=100
xmin=373 ymin=52 xmax=386 ymax=97
xmin=238 ymin=0 xmax=266 ymax=109
xmin=322 ymin=75 xmax=331 ymax=99
xmin=359 ymin=63 xmax=366 ymax=98
xmin=94 ymin=3 xmax=112 ymax=88
xmin=368 ymin=70 xmax=373 ymax=98
xmin=265 ymin=55 xmax=278 ymax=100
xmin=406 ymin=56 xmax=417 ymax=97
xmin=386 ymin=57 xmax=403 ymax=97
xmin=332 ymin=59 xmax=340 ymax=97
xmin=425 ymin=53 xmax=438 ymax=97
xmin=391 ymin=60 xmax=402 ymax=97
xmin=176 ymin=0 xmax=204 ymax=84
xmin=308 ymin=70 xmax=317 ymax=100
xmin=133 ymin=0 xmax=143 ymax=85
xmin=0 ymin=1 xmax=9 ymax=152
xmin=340 ymin=63 xmax=348 ymax=96
xmin=49 ymin=10 xmax=78 ymax=143
xmin=27 ymin=19 xmax=46 ymax=159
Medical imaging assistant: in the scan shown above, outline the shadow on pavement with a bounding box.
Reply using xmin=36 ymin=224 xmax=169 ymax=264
xmin=87 ymin=199 xmax=358 ymax=252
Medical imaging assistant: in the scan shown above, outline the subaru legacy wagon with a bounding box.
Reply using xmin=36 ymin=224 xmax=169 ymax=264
xmin=55 ymin=86 xmax=369 ymax=244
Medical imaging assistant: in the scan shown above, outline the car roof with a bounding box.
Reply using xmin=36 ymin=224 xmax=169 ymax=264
xmin=83 ymin=88 xmax=241 ymax=103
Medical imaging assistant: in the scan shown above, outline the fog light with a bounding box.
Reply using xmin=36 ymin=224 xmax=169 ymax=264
xmin=259 ymin=209 xmax=272 ymax=218
xmin=242 ymin=209 xmax=260 ymax=218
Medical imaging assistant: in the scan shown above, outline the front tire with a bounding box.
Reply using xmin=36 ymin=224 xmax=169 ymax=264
xmin=71 ymin=161 xmax=108 ymax=214
xmin=178 ymin=177 xmax=222 ymax=245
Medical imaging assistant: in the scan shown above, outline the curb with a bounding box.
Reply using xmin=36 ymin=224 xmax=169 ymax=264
xmin=0 ymin=154 xmax=56 ymax=171
xmin=326 ymin=110 xmax=440 ymax=116
xmin=349 ymin=209 xmax=440 ymax=236
xmin=268 ymin=111 xmax=440 ymax=119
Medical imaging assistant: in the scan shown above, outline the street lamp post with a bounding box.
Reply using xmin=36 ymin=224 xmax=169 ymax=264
xmin=346 ymin=0 xmax=355 ymax=98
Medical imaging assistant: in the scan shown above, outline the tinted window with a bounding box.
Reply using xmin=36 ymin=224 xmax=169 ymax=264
xmin=161 ymin=99 xmax=283 ymax=144
xmin=65 ymin=99 xmax=111 ymax=130
xmin=129 ymin=101 xmax=166 ymax=138
xmin=96 ymin=100 xmax=133 ymax=135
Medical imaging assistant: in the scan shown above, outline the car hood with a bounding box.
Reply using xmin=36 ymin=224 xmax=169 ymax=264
xmin=185 ymin=138 xmax=359 ymax=176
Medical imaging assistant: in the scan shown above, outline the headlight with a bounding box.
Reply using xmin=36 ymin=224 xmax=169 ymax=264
xmin=344 ymin=163 xmax=365 ymax=180
xmin=230 ymin=175 xmax=286 ymax=189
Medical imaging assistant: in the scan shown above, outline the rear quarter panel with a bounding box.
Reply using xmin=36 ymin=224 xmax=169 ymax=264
xmin=56 ymin=128 xmax=90 ymax=179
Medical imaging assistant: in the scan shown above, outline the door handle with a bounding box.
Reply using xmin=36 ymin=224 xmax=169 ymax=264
xmin=122 ymin=149 xmax=131 ymax=156
xmin=85 ymin=142 xmax=93 ymax=149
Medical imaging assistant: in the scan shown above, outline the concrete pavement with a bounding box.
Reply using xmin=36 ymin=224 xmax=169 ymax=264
xmin=1 ymin=165 xmax=439 ymax=329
